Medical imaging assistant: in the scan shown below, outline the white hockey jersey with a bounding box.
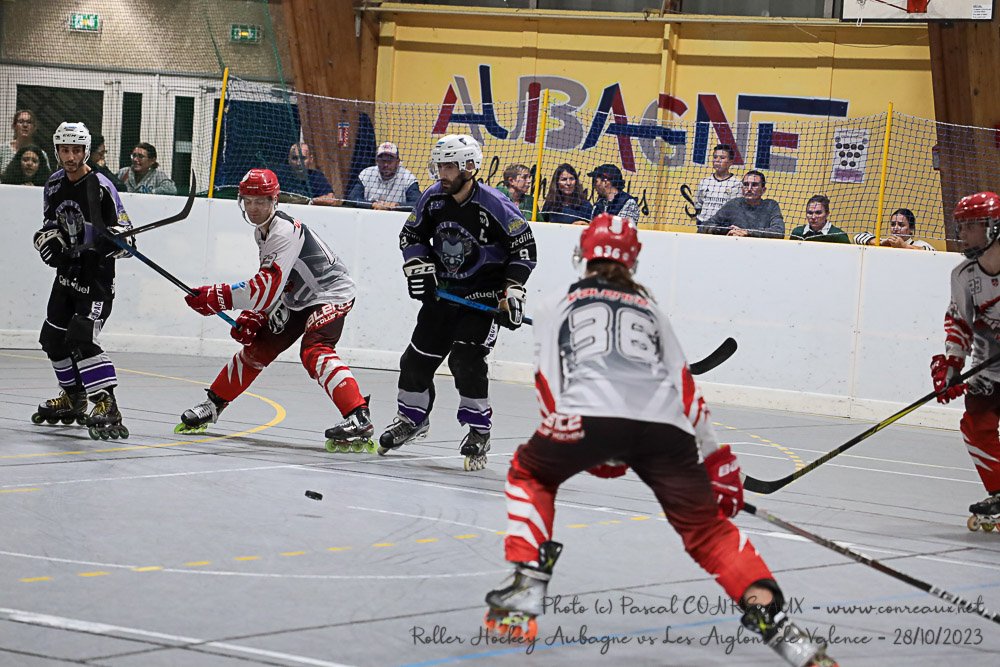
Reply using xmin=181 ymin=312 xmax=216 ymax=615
xmin=945 ymin=258 xmax=1000 ymax=383
xmin=533 ymin=276 xmax=720 ymax=458
xmin=695 ymin=174 xmax=742 ymax=223
xmin=230 ymin=211 xmax=355 ymax=313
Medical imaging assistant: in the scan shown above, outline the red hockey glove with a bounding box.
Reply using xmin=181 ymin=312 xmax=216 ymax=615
xmin=185 ymin=283 xmax=233 ymax=316
xmin=231 ymin=310 xmax=268 ymax=346
xmin=931 ymin=354 xmax=966 ymax=404
xmin=587 ymin=461 xmax=629 ymax=479
xmin=704 ymin=444 xmax=744 ymax=518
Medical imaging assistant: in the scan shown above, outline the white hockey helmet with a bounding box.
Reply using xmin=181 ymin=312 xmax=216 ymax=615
xmin=53 ymin=121 xmax=92 ymax=162
xmin=430 ymin=134 xmax=482 ymax=172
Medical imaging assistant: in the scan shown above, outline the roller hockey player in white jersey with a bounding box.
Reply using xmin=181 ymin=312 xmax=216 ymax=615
xmin=933 ymin=191 xmax=1000 ymax=532
xmin=179 ymin=168 xmax=374 ymax=452
xmin=380 ymin=134 xmax=536 ymax=470
xmin=483 ymin=213 xmax=837 ymax=666
xmin=31 ymin=122 xmax=135 ymax=440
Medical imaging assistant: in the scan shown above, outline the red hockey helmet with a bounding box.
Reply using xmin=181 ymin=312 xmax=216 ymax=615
xmin=954 ymin=191 xmax=1000 ymax=259
xmin=578 ymin=213 xmax=642 ymax=271
xmin=239 ymin=168 xmax=280 ymax=199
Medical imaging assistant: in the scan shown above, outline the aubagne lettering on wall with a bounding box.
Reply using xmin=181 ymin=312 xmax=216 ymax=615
xmin=432 ymin=65 xmax=849 ymax=175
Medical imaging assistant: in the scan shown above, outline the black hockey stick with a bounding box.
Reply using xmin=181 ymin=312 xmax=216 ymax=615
xmin=436 ymin=290 xmax=735 ymax=376
xmin=436 ymin=289 xmax=534 ymax=325
xmin=744 ymin=502 xmax=1000 ymax=626
xmin=743 ymin=351 xmax=1000 ymax=494
xmin=102 ymin=232 xmax=239 ymax=329
xmin=679 ymin=183 xmax=700 ymax=220
xmin=115 ymin=171 xmax=197 ymax=238
xmin=689 ymin=337 xmax=737 ymax=375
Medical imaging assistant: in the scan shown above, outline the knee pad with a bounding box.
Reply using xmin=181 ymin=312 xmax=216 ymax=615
xmin=39 ymin=323 xmax=69 ymax=360
xmin=399 ymin=345 xmax=441 ymax=392
xmin=448 ymin=342 xmax=488 ymax=392
xmin=300 ymin=341 xmax=335 ymax=379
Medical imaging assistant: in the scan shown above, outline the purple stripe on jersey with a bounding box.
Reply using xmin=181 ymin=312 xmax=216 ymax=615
xmin=457 ymin=405 xmax=492 ymax=431
xmin=94 ymin=172 xmax=130 ymax=226
xmin=52 ymin=357 xmax=78 ymax=388
xmin=398 ymin=403 xmax=428 ymax=426
xmin=398 ymin=389 xmax=432 ymax=425
xmin=402 ymin=243 xmax=431 ymax=261
xmin=78 ymin=353 xmax=117 ymax=392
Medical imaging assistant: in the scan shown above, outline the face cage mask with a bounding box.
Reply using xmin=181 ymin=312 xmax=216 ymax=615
xmin=960 ymin=217 xmax=1000 ymax=260
xmin=239 ymin=196 xmax=277 ymax=229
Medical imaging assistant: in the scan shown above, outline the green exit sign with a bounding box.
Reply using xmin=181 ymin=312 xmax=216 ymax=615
xmin=69 ymin=13 xmax=100 ymax=32
xmin=230 ymin=24 xmax=262 ymax=43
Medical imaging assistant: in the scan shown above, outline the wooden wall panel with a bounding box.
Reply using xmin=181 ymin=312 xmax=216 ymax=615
xmin=929 ymin=18 xmax=1000 ymax=246
xmin=280 ymin=0 xmax=378 ymax=200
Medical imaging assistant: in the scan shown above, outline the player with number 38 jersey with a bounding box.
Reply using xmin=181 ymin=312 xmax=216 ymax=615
xmin=482 ymin=214 xmax=838 ymax=667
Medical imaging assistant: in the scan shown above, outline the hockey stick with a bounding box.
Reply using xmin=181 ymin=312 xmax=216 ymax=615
xmin=743 ymin=351 xmax=1000 ymax=494
xmin=102 ymin=232 xmax=239 ymax=329
xmin=435 ymin=289 xmax=735 ymax=376
xmin=744 ymin=502 xmax=1000 ymax=626
xmin=689 ymin=337 xmax=737 ymax=375
xmin=115 ymin=171 xmax=197 ymax=238
xmin=435 ymin=289 xmax=534 ymax=326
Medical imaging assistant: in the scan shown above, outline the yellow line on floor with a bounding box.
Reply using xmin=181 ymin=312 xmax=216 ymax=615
xmin=0 ymin=352 xmax=286 ymax=460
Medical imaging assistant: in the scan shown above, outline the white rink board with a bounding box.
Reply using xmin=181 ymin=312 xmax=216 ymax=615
xmin=1 ymin=183 xmax=964 ymax=427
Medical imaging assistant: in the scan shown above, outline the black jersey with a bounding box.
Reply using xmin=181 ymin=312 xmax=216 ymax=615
xmin=41 ymin=169 xmax=131 ymax=297
xmin=400 ymin=180 xmax=536 ymax=295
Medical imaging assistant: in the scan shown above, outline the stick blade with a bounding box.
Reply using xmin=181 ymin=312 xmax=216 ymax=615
xmin=690 ymin=337 xmax=737 ymax=375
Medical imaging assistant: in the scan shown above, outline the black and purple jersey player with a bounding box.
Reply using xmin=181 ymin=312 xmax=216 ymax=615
xmin=31 ymin=121 xmax=135 ymax=439
xmin=379 ymin=134 xmax=537 ymax=469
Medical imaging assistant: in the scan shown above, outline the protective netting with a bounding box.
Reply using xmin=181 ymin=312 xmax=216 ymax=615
xmin=215 ymin=80 xmax=964 ymax=247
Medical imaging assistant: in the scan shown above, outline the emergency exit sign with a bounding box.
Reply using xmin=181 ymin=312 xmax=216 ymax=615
xmin=230 ymin=24 xmax=262 ymax=43
xmin=69 ymin=13 xmax=100 ymax=32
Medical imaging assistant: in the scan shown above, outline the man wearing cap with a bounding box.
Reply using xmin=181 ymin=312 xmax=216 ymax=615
xmin=588 ymin=163 xmax=640 ymax=222
xmin=284 ymin=142 xmax=340 ymax=206
xmin=348 ymin=141 xmax=420 ymax=211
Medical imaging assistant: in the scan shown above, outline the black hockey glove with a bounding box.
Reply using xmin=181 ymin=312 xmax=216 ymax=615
xmin=496 ymin=283 xmax=527 ymax=330
xmin=403 ymin=257 xmax=437 ymax=301
xmin=33 ymin=228 xmax=67 ymax=268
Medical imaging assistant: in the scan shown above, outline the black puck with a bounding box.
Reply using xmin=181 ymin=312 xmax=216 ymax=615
xmin=305 ymin=490 xmax=323 ymax=501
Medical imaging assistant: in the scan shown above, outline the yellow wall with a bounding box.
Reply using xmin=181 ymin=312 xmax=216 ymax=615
xmin=370 ymin=5 xmax=941 ymax=242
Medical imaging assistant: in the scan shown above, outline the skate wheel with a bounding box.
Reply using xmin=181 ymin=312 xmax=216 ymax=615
xmin=464 ymin=454 xmax=488 ymax=472
xmin=88 ymin=427 xmax=99 ymax=440
xmin=982 ymin=522 xmax=995 ymax=533
xmin=119 ymin=426 xmax=129 ymax=439
xmin=45 ymin=418 xmax=58 ymax=425
xmin=968 ymin=515 xmax=980 ymax=531
xmin=60 ymin=417 xmax=75 ymax=425
xmin=324 ymin=439 xmax=339 ymax=453
xmin=31 ymin=413 xmax=44 ymax=424
xmin=350 ymin=440 xmax=367 ymax=453
xmin=99 ymin=429 xmax=110 ymax=440
xmin=377 ymin=445 xmax=391 ymax=456
xmin=76 ymin=415 xmax=87 ymax=425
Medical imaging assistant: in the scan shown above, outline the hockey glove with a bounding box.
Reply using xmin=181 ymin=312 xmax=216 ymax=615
xmin=587 ymin=460 xmax=629 ymax=479
xmin=231 ymin=310 xmax=268 ymax=346
xmin=185 ymin=283 xmax=233 ymax=316
xmin=403 ymin=257 xmax=436 ymax=301
xmin=931 ymin=354 xmax=966 ymax=404
xmin=106 ymin=225 xmax=136 ymax=259
xmin=33 ymin=228 xmax=67 ymax=268
xmin=704 ymin=444 xmax=744 ymax=518
xmin=496 ymin=283 xmax=527 ymax=330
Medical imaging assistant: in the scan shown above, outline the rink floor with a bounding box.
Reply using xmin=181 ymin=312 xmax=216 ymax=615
xmin=2 ymin=349 xmax=999 ymax=667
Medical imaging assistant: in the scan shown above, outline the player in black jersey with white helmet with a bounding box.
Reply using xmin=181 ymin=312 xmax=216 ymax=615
xmin=379 ymin=134 xmax=537 ymax=470
xmin=31 ymin=122 xmax=135 ymax=440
